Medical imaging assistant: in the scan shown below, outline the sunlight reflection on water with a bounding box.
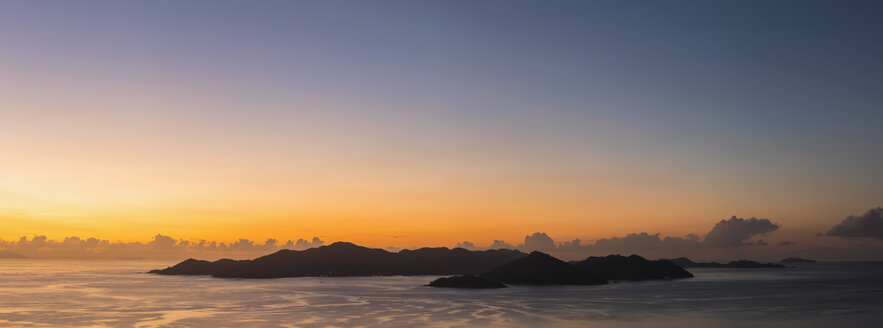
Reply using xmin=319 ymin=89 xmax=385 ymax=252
xmin=0 ymin=259 xmax=881 ymax=327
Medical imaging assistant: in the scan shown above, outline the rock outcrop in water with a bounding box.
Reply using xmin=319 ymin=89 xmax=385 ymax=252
xmin=428 ymin=275 xmax=507 ymax=288
xmin=574 ymin=254 xmax=693 ymax=280
xmin=150 ymin=242 xmax=527 ymax=278
xmin=665 ymin=257 xmax=785 ymax=268
xmin=480 ymin=251 xmax=607 ymax=285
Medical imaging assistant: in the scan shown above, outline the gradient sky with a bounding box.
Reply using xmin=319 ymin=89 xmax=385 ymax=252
xmin=1 ymin=1 xmax=881 ymax=255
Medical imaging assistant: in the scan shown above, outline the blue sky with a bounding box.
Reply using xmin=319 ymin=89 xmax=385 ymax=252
xmin=0 ymin=1 xmax=881 ymax=255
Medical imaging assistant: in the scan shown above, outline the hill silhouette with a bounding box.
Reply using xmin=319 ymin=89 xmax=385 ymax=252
xmin=0 ymin=249 xmax=28 ymax=259
xmin=152 ymin=243 xmax=706 ymax=285
xmin=780 ymin=257 xmax=816 ymax=263
xmin=574 ymin=254 xmax=693 ymax=280
xmin=150 ymin=242 xmax=527 ymax=278
xmin=149 ymin=258 xmax=240 ymax=275
xmin=480 ymin=251 xmax=607 ymax=285
xmin=665 ymin=257 xmax=785 ymax=268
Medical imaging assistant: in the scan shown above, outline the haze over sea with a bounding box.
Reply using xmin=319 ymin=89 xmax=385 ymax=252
xmin=0 ymin=259 xmax=880 ymax=328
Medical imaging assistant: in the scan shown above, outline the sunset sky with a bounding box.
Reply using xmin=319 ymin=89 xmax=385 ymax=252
xmin=1 ymin=1 xmax=881 ymax=260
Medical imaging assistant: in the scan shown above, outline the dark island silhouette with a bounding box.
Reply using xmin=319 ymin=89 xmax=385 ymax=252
xmin=665 ymin=257 xmax=786 ymax=268
xmin=154 ymin=258 xmax=242 ymax=275
xmin=429 ymin=252 xmax=692 ymax=288
xmin=427 ymin=275 xmax=507 ymax=288
xmin=151 ymin=242 xmax=719 ymax=287
xmin=780 ymin=257 xmax=816 ymax=263
xmin=150 ymin=242 xmax=526 ymax=278
xmin=573 ymin=254 xmax=693 ymax=280
xmin=0 ymin=249 xmax=28 ymax=259
xmin=479 ymin=251 xmax=607 ymax=285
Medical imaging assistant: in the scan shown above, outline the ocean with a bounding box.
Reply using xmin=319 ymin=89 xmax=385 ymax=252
xmin=0 ymin=259 xmax=880 ymax=327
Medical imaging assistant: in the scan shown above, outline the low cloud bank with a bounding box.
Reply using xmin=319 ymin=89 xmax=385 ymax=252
xmin=458 ymin=216 xmax=781 ymax=255
xmin=0 ymin=234 xmax=324 ymax=260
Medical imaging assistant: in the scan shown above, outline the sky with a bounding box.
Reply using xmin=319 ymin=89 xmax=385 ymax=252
xmin=1 ymin=0 xmax=881 ymax=261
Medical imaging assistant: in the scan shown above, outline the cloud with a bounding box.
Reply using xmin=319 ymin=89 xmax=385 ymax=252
xmin=584 ymin=217 xmax=776 ymax=251
xmin=591 ymin=233 xmax=663 ymax=251
xmin=0 ymin=234 xmax=325 ymax=260
xmin=287 ymin=237 xmax=325 ymax=250
xmin=702 ymin=216 xmax=779 ymax=247
xmin=662 ymin=234 xmax=702 ymax=248
xmin=826 ymin=207 xmax=883 ymax=240
xmin=519 ymin=232 xmax=555 ymax=252
xmin=455 ymin=241 xmax=478 ymax=250
xmin=778 ymin=241 xmax=795 ymax=246
xmin=584 ymin=233 xmax=701 ymax=251
xmin=557 ymin=238 xmax=583 ymax=250
xmin=489 ymin=240 xmax=515 ymax=249
xmin=149 ymin=234 xmax=178 ymax=249
xmin=490 ymin=216 xmax=779 ymax=258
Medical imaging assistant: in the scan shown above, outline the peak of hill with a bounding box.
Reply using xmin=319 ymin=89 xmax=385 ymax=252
xmin=574 ymin=254 xmax=693 ymax=280
xmin=480 ymin=251 xmax=607 ymax=285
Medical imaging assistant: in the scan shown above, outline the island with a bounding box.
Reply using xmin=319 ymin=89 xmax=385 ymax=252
xmin=664 ymin=257 xmax=785 ymax=268
xmin=153 ymin=242 xmax=701 ymax=287
xmin=0 ymin=249 xmax=28 ymax=259
xmin=573 ymin=254 xmax=694 ymax=280
xmin=480 ymin=251 xmax=607 ymax=285
xmin=150 ymin=242 xmax=527 ymax=278
xmin=780 ymin=257 xmax=816 ymax=263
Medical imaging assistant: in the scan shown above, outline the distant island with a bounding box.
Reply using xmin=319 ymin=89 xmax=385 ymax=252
xmin=480 ymin=251 xmax=608 ymax=285
xmin=0 ymin=249 xmax=28 ymax=259
xmin=780 ymin=257 xmax=816 ymax=263
xmin=664 ymin=257 xmax=786 ymax=268
xmin=152 ymin=242 xmax=705 ymax=288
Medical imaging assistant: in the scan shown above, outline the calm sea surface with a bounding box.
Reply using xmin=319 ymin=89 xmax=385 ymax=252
xmin=0 ymin=259 xmax=880 ymax=327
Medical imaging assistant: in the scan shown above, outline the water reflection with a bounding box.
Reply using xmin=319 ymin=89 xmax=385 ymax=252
xmin=0 ymin=260 xmax=881 ymax=327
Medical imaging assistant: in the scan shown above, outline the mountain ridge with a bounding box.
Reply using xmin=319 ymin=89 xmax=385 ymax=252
xmin=150 ymin=241 xmax=528 ymax=278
